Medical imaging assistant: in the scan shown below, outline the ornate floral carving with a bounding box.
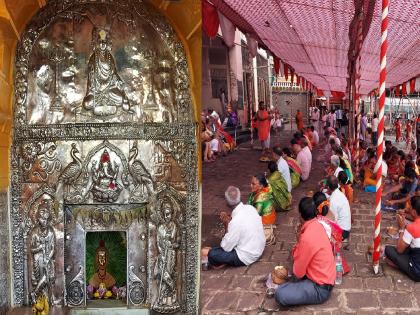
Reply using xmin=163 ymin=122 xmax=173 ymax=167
xmin=21 ymin=142 xmax=61 ymax=182
xmin=66 ymin=265 xmax=84 ymax=306
xmin=128 ymin=265 xmax=146 ymax=305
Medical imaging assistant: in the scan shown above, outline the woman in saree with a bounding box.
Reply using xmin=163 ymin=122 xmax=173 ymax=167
xmin=267 ymin=162 xmax=292 ymax=211
xmin=313 ymin=192 xmax=350 ymax=274
xmin=210 ymin=113 xmax=236 ymax=152
xmin=395 ymin=118 xmax=401 ymax=142
xmin=248 ymin=174 xmax=276 ymax=225
xmin=363 ymin=153 xmax=377 ymax=187
xmin=387 ymin=150 xmax=403 ymax=181
xmin=334 ymin=147 xmax=354 ymax=183
xmin=282 ymin=148 xmax=302 ymax=189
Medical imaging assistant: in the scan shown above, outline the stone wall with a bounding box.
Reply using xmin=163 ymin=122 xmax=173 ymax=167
xmin=273 ymin=92 xmax=309 ymax=125
xmin=0 ymin=190 xmax=10 ymax=314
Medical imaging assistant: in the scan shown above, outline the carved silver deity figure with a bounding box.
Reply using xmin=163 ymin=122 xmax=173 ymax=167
xmin=30 ymin=196 xmax=56 ymax=304
xmin=90 ymin=149 xmax=122 ymax=202
xmin=82 ymin=28 xmax=131 ymax=116
xmin=153 ymin=198 xmax=180 ymax=311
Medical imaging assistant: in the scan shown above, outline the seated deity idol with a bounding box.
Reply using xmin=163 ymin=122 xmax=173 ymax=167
xmin=82 ymin=28 xmax=131 ymax=116
xmin=88 ymin=240 xmax=116 ymax=299
xmin=91 ymin=149 xmax=122 ymax=202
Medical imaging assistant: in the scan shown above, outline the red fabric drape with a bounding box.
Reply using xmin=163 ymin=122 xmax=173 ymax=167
xmin=284 ymin=64 xmax=289 ymax=80
xmin=402 ymin=82 xmax=407 ymax=96
xmin=202 ymin=0 xmax=220 ymax=38
xmin=274 ymin=56 xmax=280 ymax=75
xmin=395 ymin=85 xmax=400 ymax=97
xmin=297 ymin=75 xmax=300 ymax=86
xmin=291 ymin=70 xmax=294 ymax=84
xmin=410 ymin=78 xmax=416 ymax=93
xmin=316 ymin=89 xmax=324 ymax=97
xmin=331 ymin=91 xmax=345 ymax=99
xmin=302 ymin=78 xmax=306 ymax=90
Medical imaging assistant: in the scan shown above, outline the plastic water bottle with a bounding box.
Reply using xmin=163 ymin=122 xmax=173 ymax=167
xmin=335 ymin=252 xmax=343 ymax=285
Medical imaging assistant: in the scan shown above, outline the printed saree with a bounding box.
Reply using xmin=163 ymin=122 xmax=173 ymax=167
xmin=247 ymin=187 xmax=276 ymax=225
xmin=267 ymin=171 xmax=292 ymax=211
xmin=285 ymin=156 xmax=301 ymax=188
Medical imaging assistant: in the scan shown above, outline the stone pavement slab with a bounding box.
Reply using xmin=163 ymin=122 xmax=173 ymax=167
xmin=200 ymin=132 xmax=420 ymax=314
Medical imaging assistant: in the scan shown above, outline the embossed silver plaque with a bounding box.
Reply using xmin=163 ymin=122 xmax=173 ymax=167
xmin=10 ymin=1 xmax=199 ymax=314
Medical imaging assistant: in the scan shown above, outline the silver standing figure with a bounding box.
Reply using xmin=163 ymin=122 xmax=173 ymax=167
xmin=30 ymin=196 xmax=56 ymax=304
xmin=153 ymin=198 xmax=180 ymax=311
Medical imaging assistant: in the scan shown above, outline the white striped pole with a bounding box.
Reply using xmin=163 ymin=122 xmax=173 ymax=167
xmin=354 ymin=12 xmax=363 ymax=174
xmin=373 ymin=0 xmax=389 ymax=274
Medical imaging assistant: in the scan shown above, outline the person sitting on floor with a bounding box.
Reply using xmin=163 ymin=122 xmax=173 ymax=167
xmin=272 ymin=146 xmax=292 ymax=193
xmin=326 ymin=175 xmax=351 ymax=241
xmin=283 ymin=147 xmax=302 ymax=189
xmin=292 ymin=138 xmax=311 ymax=181
xmin=267 ymin=161 xmax=292 ymax=212
xmin=310 ymin=126 xmax=319 ymax=146
xmin=341 ymin=138 xmax=352 ymax=165
xmin=313 ymin=192 xmax=350 ymax=274
xmin=207 ymin=186 xmax=266 ymax=268
xmin=334 ymin=147 xmax=353 ymax=183
xmin=362 ymin=150 xmax=377 ymax=188
xmin=248 ymin=174 xmax=277 ymax=225
xmin=338 ymin=171 xmax=354 ymax=205
xmin=275 ymin=197 xmax=335 ymax=307
xmin=383 ymin=167 xmax=418 ymax=210
xmin=330 ymin=155 xmax=345 ymax=178
xmin=385 ymin=196 xmax=420 ymax=281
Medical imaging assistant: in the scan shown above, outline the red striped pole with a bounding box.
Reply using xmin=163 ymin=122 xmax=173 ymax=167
xmin=354 ymin=12 xmax=363 ymax=174
xmin=373 ymin=0 xmax=389 ymax=274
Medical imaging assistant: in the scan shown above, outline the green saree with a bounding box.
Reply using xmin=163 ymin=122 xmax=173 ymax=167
xmin=247 ymin=187 xmax=276 ymax=225
xmin=267 ymin=171 xmax=292 ymax=211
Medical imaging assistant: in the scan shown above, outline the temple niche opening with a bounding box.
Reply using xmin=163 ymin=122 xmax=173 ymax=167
xmin=8 ymin=1 xmax=199 ymax=314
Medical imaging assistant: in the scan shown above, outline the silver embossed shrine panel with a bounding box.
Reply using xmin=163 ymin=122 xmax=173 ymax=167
xmin=10 ymin=1 xmax=199 ymax=314
xmin=64 ymin=204 xmax=148 ymax=307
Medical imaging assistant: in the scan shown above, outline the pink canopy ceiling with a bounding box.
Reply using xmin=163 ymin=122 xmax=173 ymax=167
xmin=211 ymin=0 xmax=420 ymax=94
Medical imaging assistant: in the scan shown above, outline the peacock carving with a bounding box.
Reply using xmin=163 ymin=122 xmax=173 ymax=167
xmin=129 ymin=142 xmax=154 ymax=195
xmin=59 ymin=143 xmax=82 ymax=195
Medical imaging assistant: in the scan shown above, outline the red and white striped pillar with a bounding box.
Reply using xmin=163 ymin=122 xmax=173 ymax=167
xmin=373 ymin=0 xmax=389 ymax=274
xmin=354 ymin=12 xmax=364 ymax=174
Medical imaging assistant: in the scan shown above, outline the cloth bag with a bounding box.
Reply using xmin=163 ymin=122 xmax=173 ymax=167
xmin=264 ymin=225 xmax=276 ymax=245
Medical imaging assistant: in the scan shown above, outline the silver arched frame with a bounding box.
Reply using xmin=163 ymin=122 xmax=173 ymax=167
xmin=9 ymin=0 xmax=199 ymax=313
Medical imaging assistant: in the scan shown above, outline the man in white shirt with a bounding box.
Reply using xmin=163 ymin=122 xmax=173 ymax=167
xmin=335 ymin=108 xmax=342 ymax=136
xmin=326 ymin=175 xmax=351 ymax=240
xmin=208 ymin=186 xmax=266 ymax=267
xmin=311 ymin=108 xmax=320 ymax=133
xmin=292 ymin=138 xmax=312 ymax=181
xmin=310 ymin=126 xmax=319 ymax=145
xmin=273 ymin=146 xmax=292 ymax=192
xmin=330 ymin=155 xmax=344 ymax=178
xmin=328 ymin=110 xmax=336 ymax=129
xmin=372 ymin=114 xmax=379 ymax=146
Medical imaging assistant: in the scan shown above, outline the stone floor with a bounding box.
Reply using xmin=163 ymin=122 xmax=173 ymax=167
xmin=200 ymin=131 xmax=420 ymax=314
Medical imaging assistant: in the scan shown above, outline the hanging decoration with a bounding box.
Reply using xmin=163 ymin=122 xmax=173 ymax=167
xmin=202 ymin=0 xmax=220 ymax=38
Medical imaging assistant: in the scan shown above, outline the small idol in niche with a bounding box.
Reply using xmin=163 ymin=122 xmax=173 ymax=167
xmin=87 ymin=240 xmax=118 ymax=299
